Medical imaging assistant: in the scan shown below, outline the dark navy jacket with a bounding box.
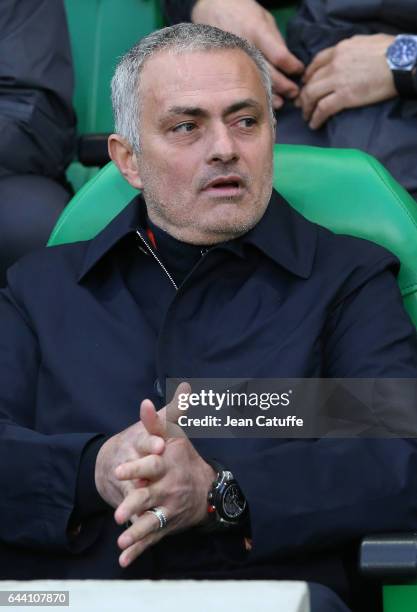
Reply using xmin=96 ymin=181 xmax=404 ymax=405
xmin=1 ymin=190 xmax=417 ymax=607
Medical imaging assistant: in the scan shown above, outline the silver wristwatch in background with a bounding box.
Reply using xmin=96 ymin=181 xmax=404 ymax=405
xmin=386 ymin=34 xmax=417 ymax=98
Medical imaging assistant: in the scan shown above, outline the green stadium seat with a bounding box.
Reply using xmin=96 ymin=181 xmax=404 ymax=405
xmin=63 ymin=0 xmax=165 ymax=191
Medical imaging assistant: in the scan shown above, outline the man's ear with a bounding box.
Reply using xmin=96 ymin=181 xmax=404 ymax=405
xmin=108 ymin=134 xmax=143 ymax=190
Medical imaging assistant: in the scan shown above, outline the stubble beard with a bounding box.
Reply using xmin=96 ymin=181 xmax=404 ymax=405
xmin=140 ymin=159 xmax=274 ymax=244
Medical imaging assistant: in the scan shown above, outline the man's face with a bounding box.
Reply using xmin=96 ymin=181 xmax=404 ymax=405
xmin=134 ymin=48 xmax=275 ymax=244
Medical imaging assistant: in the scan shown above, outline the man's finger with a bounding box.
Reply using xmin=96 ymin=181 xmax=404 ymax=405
xmin=303 ymin=46 xmax=334 ymax=82
xmin=299 ymin=72 xmax=334 ymax=120
xmin=115 ymin=453 xmax=165 ymax=482
xmin=272 ymin=94 xmax=284 ymax=110
xmin=257 ymin=28 xmax=304 ymax=75
xmin=268 ymin=61 xmax=300 ymax=99
xmin=119 ymin=529 xmax=164 ymax=567
xmin=114 ymin=486 xmax=154 ymax=525
xmin=140 ymin=398 xmax=167 ymax=438
xmin=136 ymin=433 xmax=165 ymax=457
xmin=309 ymin=92 xmax=343 ymax=129
xmin=117 ymin=507 xmax=166 ymax=551
xmin=165 ymin=381 xmax=192 ymax=426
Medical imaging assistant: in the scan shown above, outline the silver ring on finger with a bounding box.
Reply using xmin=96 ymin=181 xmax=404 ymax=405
xmin=147 ymin=507 xmax=168 ymax=530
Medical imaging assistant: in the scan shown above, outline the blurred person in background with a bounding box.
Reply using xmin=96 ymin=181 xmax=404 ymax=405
xmin=164 ymin=0 xmax=417 ymax=199
xmin=0 ymin=0 xmax=76 ymax=286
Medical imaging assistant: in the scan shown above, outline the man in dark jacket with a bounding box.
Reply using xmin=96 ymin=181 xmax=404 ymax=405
xmin=1 ymin=23 xmax=417 ymax=612
xmin=164 ymin=0 xmax=417 ymax=198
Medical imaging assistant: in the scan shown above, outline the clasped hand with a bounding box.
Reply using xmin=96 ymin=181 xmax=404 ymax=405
xmin=95 ymin=383 xmax=215 ymax=567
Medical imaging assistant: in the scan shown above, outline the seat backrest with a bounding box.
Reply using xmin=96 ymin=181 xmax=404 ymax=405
xmin=48 ymin=144 xmax=417 ymax=327
xmin=63 ymin=0 xmax=165 ymax=190
xmin=63 ymin=0 xmax=164 ymax=135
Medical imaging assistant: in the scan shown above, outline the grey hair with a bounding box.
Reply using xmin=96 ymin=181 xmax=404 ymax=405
xmin=111 ymin=23 xmax=274 ymax=152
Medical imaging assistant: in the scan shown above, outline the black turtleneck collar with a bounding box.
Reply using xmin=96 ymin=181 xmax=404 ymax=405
xmin=146 ymin=216 xmax=211 ymax=286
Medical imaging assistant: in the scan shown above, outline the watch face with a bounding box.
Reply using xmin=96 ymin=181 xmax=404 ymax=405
xmin=222 ymin=483 xmax=247 ymax=519
xmin=389 ymin=37 xmax=417 ymax=68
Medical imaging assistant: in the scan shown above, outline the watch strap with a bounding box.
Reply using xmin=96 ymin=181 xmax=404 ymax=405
xmin=194 ymin=459 xmax=224 ymax=532
xmin=392 ymin=68 xmax=417 ymax=98
xmin=206 ymin=458 xmax=224 ymax=479
xmin=206 ymin=458 xmax=225 ymax=517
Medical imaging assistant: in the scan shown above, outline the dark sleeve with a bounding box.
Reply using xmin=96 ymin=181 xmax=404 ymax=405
xmin=0 ymin=0 xmax=76 ymax=180
xmin=0 ymin=283 xmax=105 ymax=553
xmin=163 ymin=0 xmax=196 ymax=24
xmin=287 ymin=0 xmax=417 ymax=65
xmin=379 ymin=0 xmax=417 ymax=32
xmin=71 ymin=436 xmax=111 ymax=522
xmin=215 ymin=260 xmax=417 ymax=562
xmin=162 ymin=0 xmax=280 ymax=24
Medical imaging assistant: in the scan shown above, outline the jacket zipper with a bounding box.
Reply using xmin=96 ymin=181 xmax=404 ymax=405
xmin=135 ymin=229 xmax=178 ymax=291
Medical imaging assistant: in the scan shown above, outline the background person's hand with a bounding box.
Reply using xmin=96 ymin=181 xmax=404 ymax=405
xmin=192 ymin=0 xmax=304 ymax=108
xmin=113 ymin=384 xmax=216 ymax=567
xmin=296 ymin=34 xmax=396 ymax=129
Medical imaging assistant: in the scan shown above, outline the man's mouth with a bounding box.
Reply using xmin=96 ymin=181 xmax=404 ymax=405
xmin=202 ymin=176 xmax=244 ymax=197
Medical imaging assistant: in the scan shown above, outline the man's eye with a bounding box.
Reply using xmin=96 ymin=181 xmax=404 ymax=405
xmin=173 ymin=122 xmax=196 ymax=133
xmin=237 ymin=117 xmax=257 ymax=128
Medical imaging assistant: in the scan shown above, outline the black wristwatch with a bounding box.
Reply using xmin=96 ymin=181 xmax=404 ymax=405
xmin=206 ymin=461 xmax=248 ymax=528
xmin=386 ymin=35 xmax=417 ymax=98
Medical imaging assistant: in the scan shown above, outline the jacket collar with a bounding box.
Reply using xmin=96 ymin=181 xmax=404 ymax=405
xmin=78 ymin=195 xmax=144 ymax=281
xmin=241 ymin=188 xmax=317 ymax=279
xmin=78 ymin=188 xmax=317 ymax=282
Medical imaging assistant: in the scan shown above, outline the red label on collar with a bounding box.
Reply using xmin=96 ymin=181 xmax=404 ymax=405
xmin=146 ymin=227 xmax=157 ymax=250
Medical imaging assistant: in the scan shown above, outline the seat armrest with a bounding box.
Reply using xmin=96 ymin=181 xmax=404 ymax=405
xmin=360 ymin=534 xmax=417 ymax=580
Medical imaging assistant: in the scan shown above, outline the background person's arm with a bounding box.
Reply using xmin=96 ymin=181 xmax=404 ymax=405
xmin=324 ymin=0 xmax=417 ymax=33
xmin=0 ymin=0 xmax=76 ymax=179
xmin=163 ymin=0 xmax=304 ymax=109
xmin=296 ymin=34 xmax=396 ymax=129
xmin=163 ymin=0 xmax=195 ymax=24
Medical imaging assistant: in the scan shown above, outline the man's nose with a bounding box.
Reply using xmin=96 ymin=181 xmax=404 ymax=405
xmin=206 ymin=124 xmax=239 ymax=164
